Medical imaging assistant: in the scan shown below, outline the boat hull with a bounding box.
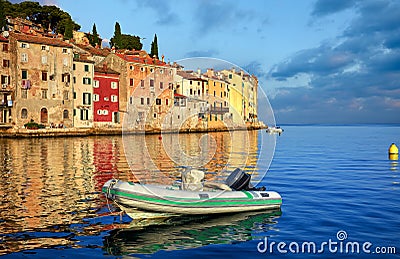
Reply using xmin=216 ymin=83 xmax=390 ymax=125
xmin=102 ymin=179 xmax=282 ymax=215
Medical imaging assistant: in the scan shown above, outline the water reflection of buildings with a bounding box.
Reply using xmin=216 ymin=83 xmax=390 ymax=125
xmin=0 ymin=131 xmax=265 ymax=255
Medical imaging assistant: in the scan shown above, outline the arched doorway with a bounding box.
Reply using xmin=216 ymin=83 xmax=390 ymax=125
xmin=40 ymin=108 xmax=48 ymax=124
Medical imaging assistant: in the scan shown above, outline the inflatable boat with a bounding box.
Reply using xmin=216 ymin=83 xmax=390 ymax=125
xmin=102 ymin=169 xmax=282 ymax=215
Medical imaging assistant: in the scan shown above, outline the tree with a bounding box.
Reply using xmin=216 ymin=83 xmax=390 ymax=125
xmin=110 ymin=22 xmax=122 ymax=49
xmin=110 ymin=22 xmax=142 ymax=50
xmin=89 ymin=23 xmax=100 ymax=47
xmin=63 ymin=19 xmax=73 ymax=40
xmin=119 ymin=34 xmax=142 ymax=50
xmin=0 ymin=0 xmax=6 ymax=31
xmin=150 ymin=34 xmax=159 ymax=59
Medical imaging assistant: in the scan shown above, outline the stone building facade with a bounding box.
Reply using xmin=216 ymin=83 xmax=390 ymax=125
xmin=9 ymin=32 xmax=74 ymax=127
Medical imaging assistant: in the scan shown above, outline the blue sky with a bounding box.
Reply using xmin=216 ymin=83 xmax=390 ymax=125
xmin=12 ymin=0 xmax=400 ymax=124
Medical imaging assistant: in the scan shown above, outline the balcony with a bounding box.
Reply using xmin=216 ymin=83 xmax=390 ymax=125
xmin=209 ymin=106 xmax=229 ymax=114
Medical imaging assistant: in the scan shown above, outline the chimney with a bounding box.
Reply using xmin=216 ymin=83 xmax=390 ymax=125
xmin=162 ymin=54 xmax=165 ymax=62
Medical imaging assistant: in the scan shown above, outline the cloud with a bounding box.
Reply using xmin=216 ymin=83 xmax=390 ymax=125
xmin=194 ymin=0 xmax=255 ymax=34
xmin=311 ymin=0 xmax=359 ymax=17
xmin=269 ymin=0 xmax=400 ymax=123
xmin=184 ymin=49 xmax=219 ymax=58
xmin=138 ymin=0 xmax=180 ymax=26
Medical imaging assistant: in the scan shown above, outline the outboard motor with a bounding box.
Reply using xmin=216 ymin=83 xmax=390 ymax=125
xmin=226 ymin=168 xmax=266 ymax=191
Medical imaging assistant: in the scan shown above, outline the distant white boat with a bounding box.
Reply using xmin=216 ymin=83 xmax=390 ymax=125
xmin=266 ymin=126 xmax=284 ymax=135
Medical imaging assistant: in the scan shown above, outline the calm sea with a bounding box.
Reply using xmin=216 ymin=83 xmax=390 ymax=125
xmin=0 ymin=125 xmax=399 ymax=258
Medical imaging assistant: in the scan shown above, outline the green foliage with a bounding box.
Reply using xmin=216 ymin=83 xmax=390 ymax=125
xmin=2 ymin=0 xmax=81 ymax=35
xmin=24 ymin=121 xmax=45 ymax=130
xmin=0 ymin=0 xmax=7 ymax=31
xmin=110 ymin=22 xmax=142 ymax=50
xmin=63 ymin=19 xmax=73 ymax=40
xmin=89 ymin=23 xmax=100 ymax=47
xmin=150 ymin=33 xmax=159 ymax=59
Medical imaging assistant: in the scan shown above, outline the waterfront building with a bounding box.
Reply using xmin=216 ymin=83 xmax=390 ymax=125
xmin=221 ymin=68 xmax=258 ymax=125
xmin=9 ymin=32 xmax=74 ymax=127
xmin=100 ymin=50 xmax=175 ymax=130
xmin=174 ymin=69 xmax=207 ymax=99
xmin=72 ymin=54 xmax=95 ymax=128
xmin=93 ymin=64 xmax=120 ymax=127
xmin=0 ymin=34 xmax=13 ymax=125
xmin=162 ymin=93 xmax=207 ymax=131
xmin=203 ymin=69 xmax=231 ymax=128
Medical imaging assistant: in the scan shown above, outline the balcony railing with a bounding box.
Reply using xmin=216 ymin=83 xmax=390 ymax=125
xmin=209 ymin=106 xmax=229 ymax=114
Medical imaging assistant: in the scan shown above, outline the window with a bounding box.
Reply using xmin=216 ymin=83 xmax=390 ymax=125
xmin=22 ymin=70 xmax=28 ymax=80
xmin=42 ymin=89 xmax=48 ymax=99
xmin=156 ymin=98 xmax=161 ymax=105
xmin=229 ymin=74 xmax=232 ymax=79
xmin=73 ymin=64 xmax=76 ymax=70
xmin=150 ymin=68 xmax=154 ymax=73
xmin=21 ymin=108 xmax=28 ymax=119
xmin=111 ymin=95 xmax=118 ymax=102
xmin=104 ymin=97 xmax=109 ymax=101
xmin=63 ymin=91 xmax=69 ymax=100
xmin=73 ymin=77 xmax=76 ymax=84
xmin=80 ymin=109 xmax=89 ymax=120
xmin=21 ymin=53 xmax=28 ymax=62
xmin=93 ymin=94 xmax=99 ymax=102
xmin=94 ymin=80 xmax=99 ymax=88
xmin=129 ymin=96 xmax=133 ymax=104
xmin=83 ymin=93 xmax=91 ymax=105
xmin=140 ymin=98 xmax=144 ymax=105
xmin=129 ymin=78 xmax=134 ymax=86
xmin=41 ymin=45 xmax=46 ymax=50
xmin=62 ymin=48 xmax=68 ymax=53
xmin=160 ymin=82 xmax=163 ymax=89
xmin=41 ymin=55 xmax=47 ymax=64
xmin=84 ymin=64 xmax=89 ymax=72
xmin=63 ymin=58 xmax=68 ymax=66
xmin=214 ymin=91 xmax=216 ymax=97
xmin=130 ymin=65 xmax=134 ymax=70
xmin=190 ymin=89 xmax=193 ymax=95
xmin=2 ymin=43 xmax=8 ymax=52
xmin=21 ymin=89 xmax=27 ymax=99
xmin=150 ymin=79 xmax=154 ymax=87
xmin=111 ymin=82 xmax=118 ymax=89
xmin=153 ymin=113 xmax=157 ymax=118
xmin=1 ymin=75 xmax=9 ymax=84
xmin=147 ymin=98 xmax=150 ymax=105
xmin=21 ymin=43 xmax=28 ymax=48
xmin=63 ymin=110 xmax=69 ymax=119
xmin=42 ymin=71 xmax=48 ymax=81
xmin=83 ymin=77 xmax=91 ymax=85
xmin=166 ymin=99 xmax=169 ymax=105
xmin=141 ymin=80 xmax=144 ymax=88
xmin=140 ymin=67 xmax=145 ymax=72
xmin=3 ymin=59 xmax=10 ymax=67
xmin=160 ymin=69 xmax=164 ymax=74
xmin=190 ymin=80 xmax=192 ymax=85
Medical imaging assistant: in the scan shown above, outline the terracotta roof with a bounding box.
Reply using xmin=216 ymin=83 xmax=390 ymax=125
xmin=0 ymin=35 xmax=8 ymax=42
xmin=115 ymin=53 xmax=166 ymax=66
xmin=73 ymin=58 xmax=95 ymax=64
xmin=94 ymin=65 xmax=120 ymax=75
xmin=75 ymin=43 xmax=110 ymax=57
xmin=177 ymin=70 xmax=206 ymax=81
xmin=10 ymin=32 xmax=72 ymax=48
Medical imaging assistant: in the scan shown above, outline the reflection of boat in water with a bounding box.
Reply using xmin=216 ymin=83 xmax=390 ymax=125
xmin=103 ymin=209 xmax=281 ymax=255
xmin=102 ymin=169 xmax=282 ymax=215
xmin=266 ymin=126 xmax=284 ymax=135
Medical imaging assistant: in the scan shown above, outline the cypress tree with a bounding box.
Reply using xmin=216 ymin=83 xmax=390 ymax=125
xmin=111 ymin=22 xmax=122 ymax=49
xmin=64 ymin=19 xmax=73 ymax=40
xmin=150 ymin=34 xmax=158 ymax=59
xmin=91 ymin=23 xmax=99 ymax=47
